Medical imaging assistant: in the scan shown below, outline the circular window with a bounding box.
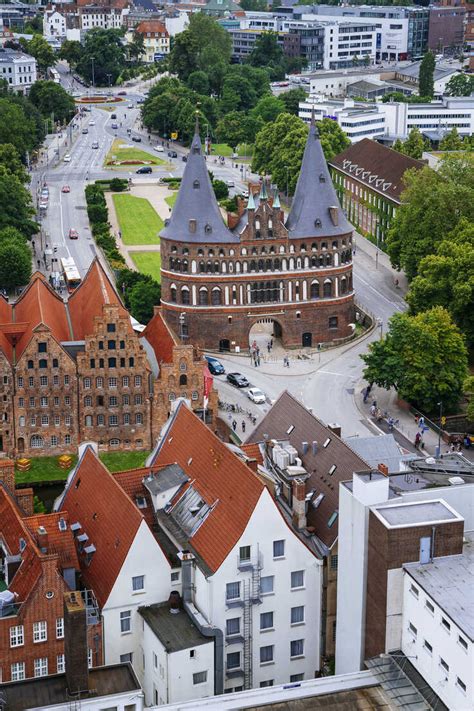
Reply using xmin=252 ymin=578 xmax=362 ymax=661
xmin=45 ymin=591 xmax=54 ymax=599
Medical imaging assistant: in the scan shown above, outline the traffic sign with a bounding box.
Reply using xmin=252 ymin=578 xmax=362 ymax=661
xmin=171 ymin=132 xmax=178 ymax=140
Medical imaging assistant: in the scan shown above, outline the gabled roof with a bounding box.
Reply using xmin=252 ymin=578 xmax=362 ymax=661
xmin=113 ymin=467 xmax=156 ymax=529
xmin=68 ymin=258 xmax=129 ymax=339
xmin=329 ymin=138 xmax=425 ymax=203
xmin=136 ymin=19 xmax=169 ymax=34
xmin=0 ymin=293 xmax=13 ymax=360
xmin=160 ymin=125 xmax=239 ymax=244
xmin=149 ymin=404 xmax=264 ymax=573
xmin=61 ymin=447 xmax=144 ymax=608
xmin=286 ymin=118 xmax=352 ymax=239
xmin=12 ymin=273 xmax=71 ymax=359
xmin=247 ymin=391 xmax=370 ymax=549
xmin=141 ymin=307 xmax=177 ymax=365
xmin=0 ymin=486 xmax=43 ymax=603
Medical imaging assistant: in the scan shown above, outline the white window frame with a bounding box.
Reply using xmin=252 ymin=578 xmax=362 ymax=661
xmin=34 ymin=657 xmax=48 ymax=677
xmin=132 ymin=575 xmax=145 ymax=592
xmin=11 ymin=661 xmax=25 ymax=681
xmin=120 ymin=610 xmax=131 ymax=634
xmin=33 ymin=620 xmax=47 ymax=643
xmin=10 ymin=625 xmax=24 ymax=648
xmin=56 ymin=617 xmax=64 ymax=639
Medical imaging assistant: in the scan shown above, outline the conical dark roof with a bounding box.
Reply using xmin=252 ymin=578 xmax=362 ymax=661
xmin=286 ymin=121 xmax=352 ymax=239
xmin=160 ymin=129 xmax=238 ymax=244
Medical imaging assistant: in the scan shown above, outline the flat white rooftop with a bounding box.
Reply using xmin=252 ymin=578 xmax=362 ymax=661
xmin=404 ymin=539 xmax=474 ymax=641
xmin=372 ymin=499 xmax=462 ymax=528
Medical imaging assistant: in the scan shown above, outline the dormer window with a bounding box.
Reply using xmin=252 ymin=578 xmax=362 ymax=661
xmin=314 ymin=218 xmax=322 ymax=228
xmin=192 ymin=145 xmax=200 ymax=154
xmin=205 ymin=224 xmax=212 ymax=234
xmin=319 ymin=173 xmax=326 ymax=183
xmin=193 ymin=179 xmax=200 ymax=189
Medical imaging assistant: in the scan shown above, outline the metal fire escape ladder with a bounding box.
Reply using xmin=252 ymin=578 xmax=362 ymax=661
xmin=242 ymin=579 xmax=252 ymax=690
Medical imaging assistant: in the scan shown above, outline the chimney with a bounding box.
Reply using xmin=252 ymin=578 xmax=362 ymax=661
xmin=302 ymin=442 xmax=309 ymax=455
xmin=329 ymin=206 xmax=339 ymax=226
xmin=37 ymin=526 xmax=48 ymax=553
xmin=188 ymin=219 xmax=197 ymax=234
xmin=377 ymin=463 xmax=389 ymax=477
xmin=15 ymin=488 xmax=34 ymax=515
xmin=0 ymin=459 xmax=15 ymax=492
xmin=292 ymin=478 xmax=307 ymax=530
xmin=328 ymin=423 xmax=341 ymax=438
xmin=312 ymin=441 xmax=318 ymax=456
xmin=64 ymin=591 xmax=89 ymax=695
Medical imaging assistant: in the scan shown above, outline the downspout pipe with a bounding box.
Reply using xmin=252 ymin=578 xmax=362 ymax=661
xmin=181 ymin=555 xmax=224 ymax=695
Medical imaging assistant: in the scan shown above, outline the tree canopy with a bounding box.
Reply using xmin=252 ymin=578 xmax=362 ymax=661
xmin=76 ymin=29 xmax=126 ymax=86
xmin=0 ymin=238 xmax=32 ymax=290
xmin=25 ymin=35 xmax=55 ymax=72
xmin=439 ymin=127 xmax=464 ymax=152
xmin=169 ymin=14 xmax=231 ymax=83
xmin=386 ymin=155 xmax=474 ymax=280
xmin=445 ymin=73 xmax=474 ymax=97
xmin=0 ymin=144 xmax=28 ymax=183
xmin=392 ymin=127 xmax=427 ymax=159
xmin=0 ymin=167 xmax=36 ymax=237
xmin=406 ymin=219 xmax=474 ymax=347
xmin=59 ymin=40 xmax=83 ymax=69
xmin=361 ymin=307 xmax=468 ymax=414
xmin=418 ymin=51 xmax=435 ymax=99
xmin=28 ymin=81 xmax=75 ymax=123
xmin=0 ymin=98 xmax=40 ymax=156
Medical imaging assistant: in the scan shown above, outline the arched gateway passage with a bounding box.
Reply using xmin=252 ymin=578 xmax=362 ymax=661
xmin=248 ymin=318 xmax=282 ymax=353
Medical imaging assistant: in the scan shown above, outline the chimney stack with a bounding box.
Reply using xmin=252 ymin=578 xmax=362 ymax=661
xmin=37 ymin=526 xmax=48 ymax=553
xmin=64 ymin=591 xmax=89 ymax=695
xmin=329 ymin=206 xmax=339 ymax=226
xmin=377 ymin=463 xmax=389 ymax=477
xmin=0 ymin=459 xmax=15 ymax=493
xmin=328 ymin=423 xmax=342 ymax=438
xmin=292 ymin=478 xmax=307 ymax=530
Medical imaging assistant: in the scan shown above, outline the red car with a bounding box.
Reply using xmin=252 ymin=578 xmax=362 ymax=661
xmin=62 ymin=185 xmax=70 ymax=193
xmin=68 ymin=228 xmax=78 ymax=240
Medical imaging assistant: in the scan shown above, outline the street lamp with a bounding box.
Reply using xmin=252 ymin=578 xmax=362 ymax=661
xmin=376 ymin=317 xmax=383 ymax=340
xmin=106 ymin=73 xmax=112 ymax=88
xmin=91 ymin=56 xmax=95 ymax=90
xmin=375 ymin=222 xmax=380 ymax=269
xmin=436 ymin=401 xmax=443 ymax=458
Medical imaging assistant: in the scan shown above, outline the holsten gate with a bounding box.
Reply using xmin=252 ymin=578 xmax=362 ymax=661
xmin=160 ymin=117 xmax=355 ymax=351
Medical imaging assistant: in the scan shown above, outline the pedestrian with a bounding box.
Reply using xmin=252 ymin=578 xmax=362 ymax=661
xmin=414 ymin=414 xmax=419 ymax=426
xmin=372 ymin=400 xmax=377 ymax=409
xmin=32 ymin=240 xmax=35 ymax=251
xmin=449 ymin=442 xmax=455 ymax=453
xmin=257 ymin=355 xmax=261 ymax=367
xmin=254 ymin=357 xmax=258 ymax=367
xmin=37 ymin=259 xmax=40 ymax=269
xmin=366 ymin=383 xmax=372 ymax=396
xmin=242 ymin=420 xmax=246 ymax=433
xmin=256 ymin=346 xmax=260 ymax=357
xmin=370 ymin=403 xmax=376 ymax=417
xmin=232 ymin=419 xmax=237 ymax=432
xmin=363 ymin=387 xmax=368 ymax=403
xmin=267 ymin=342 xmax=271 ymax=354
xmin=415 ymin=432 xmax=421 ymax=449
xmin=270 ymin=339 xmax=273 ymax=349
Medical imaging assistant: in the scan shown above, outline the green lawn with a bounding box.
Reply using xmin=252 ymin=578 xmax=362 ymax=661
xmin=130 ymin=251 xmax=162 ymax=282
xmin=105 ymin=139 xmax=166 ymax=167
xmin=14 ymin=450 xmax=150 ymax=484
xmin=165 ymin=192 xmax=178 ymax=209
xmin=113 ymin=194 xmax=162 ymax=245
xmin=209 ymin=143 xmax=253 ymax=158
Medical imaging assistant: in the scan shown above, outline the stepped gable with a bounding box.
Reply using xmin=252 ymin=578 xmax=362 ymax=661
xmin=160 ymin=121 xmax=239 ymax=244
xmin=61 ymin=447 xmax=144 ymax=607
xmin=12 ymin=273 xmax=71 ymax=358
xmin=141 ymin=307 xmax=177 ymax=365
xmin=68 ymin=258 xmax=129 ymax=339
xmin=149 ymin=403 xmax=264 ymax=573
xmin=286 ymin=116 xmax=352 ymax=239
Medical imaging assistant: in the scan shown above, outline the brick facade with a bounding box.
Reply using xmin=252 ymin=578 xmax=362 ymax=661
xmin=364 ymin=512 xmax=464 ymax=660
xmin=0 ymin=351 xmax=14 ymax=455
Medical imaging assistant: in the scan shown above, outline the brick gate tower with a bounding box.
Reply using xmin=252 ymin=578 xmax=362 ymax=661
xmin=160 ymin=116 xmax=355 ymax=351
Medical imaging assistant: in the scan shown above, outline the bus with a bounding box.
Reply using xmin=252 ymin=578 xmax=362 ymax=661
xmin=48 ymin=67 xmax=61 ymax=84
xmin=61 ymin=257 xmax=81 ymax=292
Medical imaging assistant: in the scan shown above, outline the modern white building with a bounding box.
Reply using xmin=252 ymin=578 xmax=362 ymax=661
xmin=299 ymin=95 xmax=474 ymax=142
xmin=0 ymin=48 xmax=36 ymax=94
xmin=335 ymin=466 xmax=473 ymax=695
xmin=402 ymin=549 xmax=473 ymax=711
xmin=43 ymin=4 xmax=129 ymax=41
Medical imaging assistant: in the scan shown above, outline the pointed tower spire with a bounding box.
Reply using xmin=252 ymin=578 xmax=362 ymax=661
xmin=310 ymin=104 xmax=319 ymax=135
xmin=194 ymin=109 xmax=200 ymax=136
xmin=160 ymin=123 xmax=238 ymax=244
xmin=272 ymin=190 xmax=280 ymax=209
xmin=285 ymin=117 xmax=350 ymax=239
xmin=259 ymin=177 xmax=268 ymax=201
xmin=247 ymin=190 xmax=255 ymax=210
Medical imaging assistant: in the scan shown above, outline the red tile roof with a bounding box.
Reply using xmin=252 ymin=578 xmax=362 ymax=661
xmin=241 ymin=443 xmax=263 ymax=466
xmin=0 ymin=293 xmax=13 ymax=360
xmin=68 ymin=258 xmax=129 ymax=339
xmin=151 ymin=405 xmax=264 ymax=572
xmin=136 ymin=20 xmax=169 ymax=35
xmin=0 ymin=486 xmax=43 ymax=603
xmin=113 ymin=467 xmax=156 ymax=529
xmin=12 ymin=273 xmax=71 ymax=359
xmin=61 ymin=447 xmax=144 ymax=607
xmin=141 ymin=307 xmax=177 ymax=364
xmin=25 ymin=512 xmax=79 ymax=571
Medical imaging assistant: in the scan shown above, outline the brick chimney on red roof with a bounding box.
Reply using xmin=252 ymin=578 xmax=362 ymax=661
xmin=64 ymin=591 xmax=89 ymax=695
xmin=0 ymin=459 xmax=15 ymax=492
xmin=292 ymin=478 xmax=307 ymax=530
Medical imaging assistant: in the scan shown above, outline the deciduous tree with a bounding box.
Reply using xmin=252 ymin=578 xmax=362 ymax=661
xmin=445 ymin=73 xmax=474 ymax=97
xmin=76 ymin=29 xmax=126 ymax=86
xmin=418 ymin=50 xmax=435 ymax=99
xmin=28 ymin=80 xmax=75 ymax=123
xmin=0 ymin=239 xmax=32 ymax=290
xmin=26 ymin=35 xmax=56 ymax=72
xmin=361 ymin=307 xmax=468 ymax=413
xmin=439 ymin=127 xmax=464 ymax=151
xmin=0 ymin=167 xmax=36 ymax=236
xmin=0 ymin=144 xmax=28 ymax=183
xmin=128 ymin=279 xmax=161 ymax=324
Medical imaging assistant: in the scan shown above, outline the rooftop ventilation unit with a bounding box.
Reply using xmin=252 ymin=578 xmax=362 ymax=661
xmin=58 ymin=517 xmax=67 ymax=532
xmin=285 ymin=445 xmax=298 ymax=465
xmin=77 ymin=533 xmax=89 ymax=543
xmin=70 ymin=522 xmax=82 ymax=532
xmin=312 ymin=441 xmax=318 ymax=456
xmin=302 ymin=442 xmax=309 ymax=455
xmin=84 ymin=544 xmax=96 ymax=555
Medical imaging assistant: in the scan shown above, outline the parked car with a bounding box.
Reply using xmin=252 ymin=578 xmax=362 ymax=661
xmin=154 ymin=145 xmax=164 ymax=152
xmin=132 ymin=136 xmax=142 ymax=142
xmin=41 ymin=188 xmax=49 ymax=199
xmin=82 ymin=128 xmax=88 ymax=134
xmin=68 ymin=228 xmax=78 ymax=239
xmin=63 ymin=154 xmax=71 ymax=162
xmin=118 ymin=91 xmax=127 ymax=95
xmin=39 ymin=201 xmax=48 ymax=211
xmin=136 ymin=98 xmax=144 ymax=104
xmin=227 ymin=372 xmax=249 ymax=388
xmin=61 ymin=185 xmax=70 ymax=193
xmin=226 ymin=180 xmax=235 ymax=188
xmin=91 ymin=141 xmax=99 ymax=149
xmin=111 ymin=122 xmax=118 ymax=130
xmin=247 ymin=387 xmax=266 ymax=404
xmin=111 ymin=113 xmax=117 ymax=119
xmin=136 ymin=166 xmax=152 ymax=174
xmin=205 ymin=356 xmax=225 ymax=375
xmin=168 ymin=150 xmax=177 ymax=158
xmin=182 ymin=156 xmax=187 ymax=162
xmin=89 ymin=120 xmax=95 ymax=126
xmin=128 ymin=103 xmax=134 ymax=109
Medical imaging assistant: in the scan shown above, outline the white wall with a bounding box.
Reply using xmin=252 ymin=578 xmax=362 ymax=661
xmin=102 ymin=521 xmax=171 ymax=679
xmin=27 ymin=689 xmax=145 ymax=711
xmin=399 ymin=484 xmax=474 ymax=533
xmin=194 ymin=489 xmax=322 ymax=691
xmin=142 ymin=616 xmax=214 ymax=706
xmin=401 ymin=571 xmax=473 ymax=710
xmin=165 ymin=13 xmax=189 ymax=37
xmin=385 ymin=568 xmax=403 ymax=652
